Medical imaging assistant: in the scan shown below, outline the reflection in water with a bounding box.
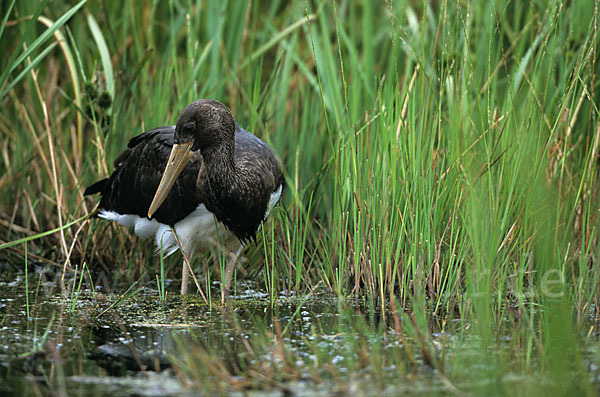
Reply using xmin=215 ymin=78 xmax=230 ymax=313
xmin=1 ymin=269 xmax=599 ymax=396
xmin=0 ymin=271 xmax=341 ymax=396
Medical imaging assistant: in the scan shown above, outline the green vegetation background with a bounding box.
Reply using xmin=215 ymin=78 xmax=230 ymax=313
xmin=0 ymin=0 xmax=599 ymax=394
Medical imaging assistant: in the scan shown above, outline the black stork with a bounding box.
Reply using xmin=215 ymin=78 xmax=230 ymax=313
xmin=85 ymin=99 xmax=284 ymax=299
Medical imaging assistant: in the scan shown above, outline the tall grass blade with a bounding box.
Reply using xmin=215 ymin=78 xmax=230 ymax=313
xmin=0 ymin=0 xmax=87 ymax=100
xmin=86 ymin=13 xmax=114 ymax=98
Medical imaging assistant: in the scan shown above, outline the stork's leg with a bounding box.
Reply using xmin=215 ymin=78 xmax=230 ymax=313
xmin=171 ymin=228 xmax=207 ymax=301
xmin=181 ymin=259 xmax=189 ymax=295
xmin=221 ymin=243 xmax=244 ymax=303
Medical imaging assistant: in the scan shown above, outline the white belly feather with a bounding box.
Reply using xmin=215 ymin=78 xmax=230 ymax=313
xmin=98 ymin=185 xmax=282 ymax=256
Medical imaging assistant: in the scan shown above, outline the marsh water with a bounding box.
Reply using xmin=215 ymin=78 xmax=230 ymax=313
xmin=1 ymin=263 xmax=598 ymax=396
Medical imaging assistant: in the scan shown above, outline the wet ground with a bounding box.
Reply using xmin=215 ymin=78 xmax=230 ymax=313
xmin=0 ymin=265 xmax=364 ymax=396
xmin=1 ymin=263 xmax=599 ymax=396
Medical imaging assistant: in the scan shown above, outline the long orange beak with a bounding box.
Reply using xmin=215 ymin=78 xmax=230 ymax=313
xmin=148 ymin=142 xmax=193 ymax=218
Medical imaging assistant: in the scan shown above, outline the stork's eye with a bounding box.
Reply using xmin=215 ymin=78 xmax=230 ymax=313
xmin=183 ymin=123 xmax=194 ymax=133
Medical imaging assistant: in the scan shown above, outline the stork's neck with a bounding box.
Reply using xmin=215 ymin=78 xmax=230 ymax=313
xmin=199 ymin=139 xmax=253 ymax=237
xmin=201 ymin=140 xmax=239 ymax=194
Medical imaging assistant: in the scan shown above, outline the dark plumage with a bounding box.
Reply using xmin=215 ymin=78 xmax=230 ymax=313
xmin=85 ymin=100 xmax=284 ymax=294
xmin=84 ymin=126 xmax=201 ymax=226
